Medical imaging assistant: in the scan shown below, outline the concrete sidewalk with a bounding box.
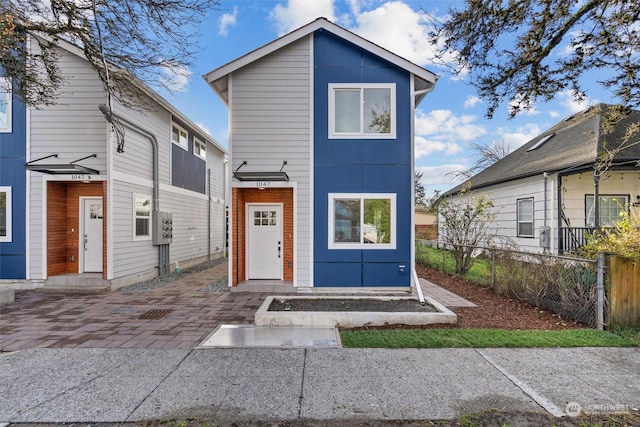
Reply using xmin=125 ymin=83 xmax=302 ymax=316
xmin=1 ymin=347 xmax=638 ymax=423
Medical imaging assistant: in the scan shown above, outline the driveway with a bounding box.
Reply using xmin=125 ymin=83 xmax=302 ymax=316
xmin=0 ymin=262 xmax=280 ymax=351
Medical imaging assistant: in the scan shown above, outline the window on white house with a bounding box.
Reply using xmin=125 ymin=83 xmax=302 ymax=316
xmin=517 ymin=198 xmax=534 ymax=237
xmin=0 ymin=186 xmax=11 ymax=242
xmin=194 ymin=137 xmax=206 ymax=159
xmin=329 ymin=193 xmax=396 ymax=249
xmin=586 ymin=195 xmax=628 ymax=227
xmin=134 ymin=195 xmax=151 ymax=240
xmin=329 ymin=84 xmax=396 ymax=138
xmin=171 ymin=123 xmax=188 ymax=150
xmin=0 ymin=78 xmax=12 ymax=133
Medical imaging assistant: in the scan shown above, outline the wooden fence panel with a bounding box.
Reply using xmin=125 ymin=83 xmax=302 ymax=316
xmin=607 ymin=255 xmax=640 ymax=328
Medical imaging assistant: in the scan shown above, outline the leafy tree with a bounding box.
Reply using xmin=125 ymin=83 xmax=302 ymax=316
xmin=437 ymin=183 xmax=496 ymax=275
xmin=415 ymin=170 xmax=427 ymax=207
xmin=432 ymin=0 xmax=640 ymax=119
xmin=448 ymin=139 xmax=510 ymax=181
xmin=0 ymin=0 xmax=219 ymax=107
xmin=583 ymin=209 xmax=640 ymax=261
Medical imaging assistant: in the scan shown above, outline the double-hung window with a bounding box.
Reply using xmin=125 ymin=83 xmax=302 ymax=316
xmin=0 ymin=186 xmax=11 ymax=242
xmin=329 ymin=84 xmax=396 ymax=138
xmin=517 ymin=198 xmax=534 ymax=237
xmin=171 ymin=123 xmax=188 ymax=150
xmin=194 ymin=137 xmax=206 ymax=160
xmin=329 ymin=193 xmax=396 ymax=249
xmin=0 ymin=78 xmax=12 ymax=133
xmin=134 ymin=195 xmax=151 ymax=240
xmin=586 ymin=195 xmax=628 ymax=227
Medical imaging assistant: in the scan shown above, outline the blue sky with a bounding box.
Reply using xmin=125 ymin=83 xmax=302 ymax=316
xmin=161 ymin=0 xmax=618 ymax=197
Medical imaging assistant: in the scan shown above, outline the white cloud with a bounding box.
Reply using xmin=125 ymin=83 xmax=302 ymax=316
xmin=556 ymin=89 xmax=595 ymax=114
xmin=496 ymin=123 xmax=542 ymax=149
xmin=549 ymin=110 xmax=561 ymax=118
xmin=463 ymin=96 xmax=481 ymax=109
xmin=270 ymin=0 xmax=336 ymax=35
xmin=508 ymin=93 xmax=542 ymax=117
xmin=415 ymin=109 xmax=487 ymax=146
xmin=417 ymin=164 xmax=467 ymax=187
xmin=160 ymin=63 xmax=191 ymax=93
xmin=195 ymin=121 xmax=211 ymax=136
xmin=218 ymin=6 xmax=238 ymax=37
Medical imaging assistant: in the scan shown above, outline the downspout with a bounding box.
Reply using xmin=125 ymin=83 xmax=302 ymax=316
xmin=207 ymin=168 xmax=211 ymax=262
xmin=97 ymin=104 xmax=165 ymax=275
xmin=557 ymin=173 xmax=563 ymax=253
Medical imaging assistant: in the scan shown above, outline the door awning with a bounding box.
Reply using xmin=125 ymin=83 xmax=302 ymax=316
xmin=233 ymin=160 xmax=289 ymax=182
xmin=25 ymin=154 xmax=100 ymax=175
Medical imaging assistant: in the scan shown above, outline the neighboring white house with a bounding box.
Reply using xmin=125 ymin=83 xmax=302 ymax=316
xmin=1 ymin=36 xmax=227 ymax=291
xmin=438 ymin=104 xmax=640 ymax=255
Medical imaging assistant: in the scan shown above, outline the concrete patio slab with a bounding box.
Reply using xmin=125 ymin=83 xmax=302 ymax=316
xmin=197 ymin=325 xmax=341 ymax=348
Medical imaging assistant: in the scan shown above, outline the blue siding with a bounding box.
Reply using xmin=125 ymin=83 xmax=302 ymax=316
xmin=171 ymin=119 xmax=206 ymax=194
xmin=313 ymin=30 xmax=412 ymax=287
xmin=0 ymin=85 xmax=27 ymax=279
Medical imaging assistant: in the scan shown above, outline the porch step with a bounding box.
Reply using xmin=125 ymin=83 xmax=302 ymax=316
xmin=42 ymin=274 xmax=111 ymax=294
xmin=231 ymin=280 xmax=295 ymax=293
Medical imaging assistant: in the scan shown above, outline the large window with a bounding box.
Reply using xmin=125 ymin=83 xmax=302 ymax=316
xmin=0 ymin=187 xmax=11 ymax=242
xmin=134 ymin=195 xmax=151 ymax=240
xmin=329 ymin=84 xmax=396 ymax=139
xmin=0 ymin=78 xmax=12 ymax=133
xmin=586 ymin=195 xmax=628 ymax=227
xmin=329 ymin=193 xmax=396 ymax=249
xmin=171 ymin=123 xmax=188 ymax=150
xmin=517 ymin=198 xmax=534 ymax=237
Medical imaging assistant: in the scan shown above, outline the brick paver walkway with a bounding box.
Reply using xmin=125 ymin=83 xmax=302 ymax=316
xmin=0 ymin=262 xmax=288 ymax=351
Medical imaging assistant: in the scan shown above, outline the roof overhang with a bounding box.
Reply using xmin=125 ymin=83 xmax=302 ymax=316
xmin=232 ymin=160 xmax=289 ymax=182
xmin=25 ymin=154 xmax=100 ymax=175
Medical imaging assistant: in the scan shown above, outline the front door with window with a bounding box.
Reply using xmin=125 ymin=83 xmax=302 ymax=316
xmin=82 ymin=197 xmax=103 ymax=273
xmin=247 ymin=204 xmax=282 ymax=279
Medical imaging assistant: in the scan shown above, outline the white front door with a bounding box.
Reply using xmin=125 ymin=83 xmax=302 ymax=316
xmin=82 ymin=197 xmax=103 ymax=273
xmin=247 ymin=204 xmax=282 ymax=279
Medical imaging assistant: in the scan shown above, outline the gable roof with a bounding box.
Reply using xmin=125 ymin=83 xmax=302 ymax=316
xmin=203 ymin=17 xmax=439 ymax=105
xmin=443 ymin=104 xmax=640 ymax=196
xmin=47 ymin=36 xmax=226 ymax=154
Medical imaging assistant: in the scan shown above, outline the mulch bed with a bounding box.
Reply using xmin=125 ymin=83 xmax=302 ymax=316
xmin=416 ymin=264 xmax=584 ymax=330
xmin=269 ymin=298 xmax=437 ymax=312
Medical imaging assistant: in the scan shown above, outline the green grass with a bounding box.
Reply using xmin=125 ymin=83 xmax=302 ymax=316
xmin=339 ymin=328 xmax=639 ymax=348
xmin=416 ymin=244 xmax=492 ymax=284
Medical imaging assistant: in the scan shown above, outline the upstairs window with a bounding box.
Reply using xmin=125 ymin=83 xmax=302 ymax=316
xmin=586 ymin=195 xmax=628 ymax=227
xmin=171 ymin=123 xmax=188 ymax=150
xmin=0 ymin=78 xmax=12 ymax=133
xmin=329 ymin=84 xmax=396 ymax=139
xmin=194 ymin=137 xmax=206 ymax=160
xmin=329 ymin=193 xmax=396 ymax=249
xmin=517 ymin=198 xmax=534 ymax=237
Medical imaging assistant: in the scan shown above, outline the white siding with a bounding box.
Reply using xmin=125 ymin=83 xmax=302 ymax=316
xmin=230 ymin=36 xmax=312 ymax=285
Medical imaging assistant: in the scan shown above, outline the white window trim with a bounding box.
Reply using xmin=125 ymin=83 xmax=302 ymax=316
xmin=194 ymin=136 xmax=206 ymax=160
xmin=0 ymin=186 xmax=12 ymax=242
xmin=133 ymin=194 xmax=152 ymax=241
xmin=517 ymin=197 xmax=534 ymax=238
xmin=328 ymin=83 xmax=396 ymax=139
xmin=328 ymin=193 xmax=396 ymax=250
xmin=0 ymin=78 xmax=12 ymax=133
xmin=171 ymin=122 xmax=189 ymax=151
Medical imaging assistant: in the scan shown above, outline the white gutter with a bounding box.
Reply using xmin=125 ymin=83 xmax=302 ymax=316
xmin=412 ymin=268 xmax=425 ymax=304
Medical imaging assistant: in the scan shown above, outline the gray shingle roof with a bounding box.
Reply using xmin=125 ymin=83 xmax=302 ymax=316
xmin=442 ymin=104 xmax=640 ymax=196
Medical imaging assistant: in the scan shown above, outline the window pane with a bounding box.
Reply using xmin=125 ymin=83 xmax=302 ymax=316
xmin=334 ymin=89 xmax=360 ymax=133
xmin=0 ymin=78 xmax=10 ymax=132
xmin=136 ymin=218 xmax=149 ymax=236
xmin=518 ymin=222 xmax=533 ymax=237
xmin=135 ymin=198 xmax=150 ymax=217
xmin=334 ymin=199 xmax=360 ymax=243
xmin=363 ymin=88 xmax=391 ymax=134
xmin=0 ymin=191 xmax=6 ymax=237
xmin=363 ymin=198 xmax=391 ymax=244
xmin=518 ymin=199 xmax=533 ymax=222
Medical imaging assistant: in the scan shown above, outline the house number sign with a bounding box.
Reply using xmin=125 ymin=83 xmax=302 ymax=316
xmin=72 ymin=175 xmax=92 ymax=180
xmin=256 ymin=181 xmax=271 ymax=188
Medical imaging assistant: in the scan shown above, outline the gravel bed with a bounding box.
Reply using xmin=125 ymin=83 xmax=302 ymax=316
xmin=119 ymin=257 xmax=229 ymax=293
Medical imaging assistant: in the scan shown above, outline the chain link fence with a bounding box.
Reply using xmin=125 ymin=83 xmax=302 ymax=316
xmin=416 ymin=240 xmax=606 ymax=329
